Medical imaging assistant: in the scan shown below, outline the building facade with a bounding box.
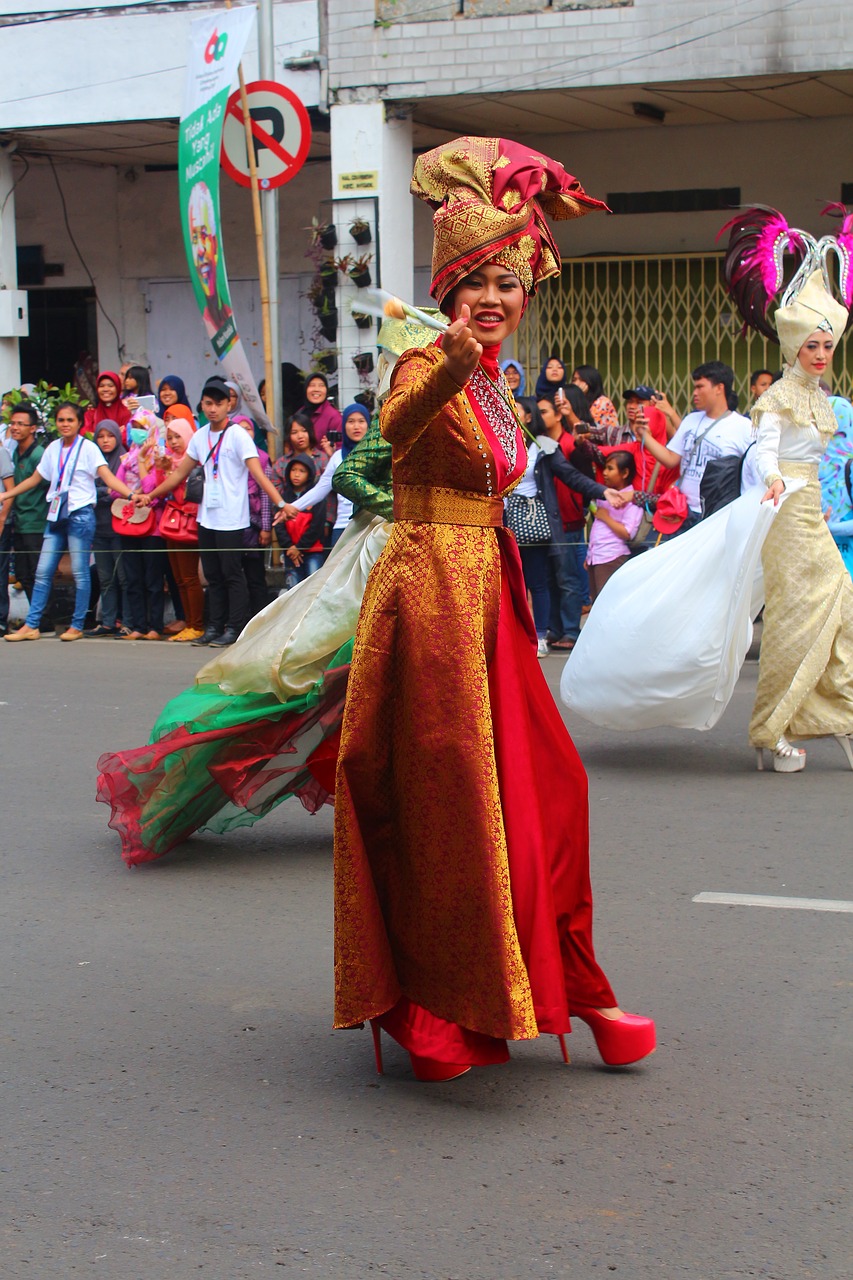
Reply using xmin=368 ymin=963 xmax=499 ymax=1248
xmin=0 ymin=0 xmax=851 ymax=411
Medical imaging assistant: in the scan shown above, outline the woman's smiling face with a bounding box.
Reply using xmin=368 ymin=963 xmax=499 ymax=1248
xmin=452 ymin=263 xmax=525 ymax=346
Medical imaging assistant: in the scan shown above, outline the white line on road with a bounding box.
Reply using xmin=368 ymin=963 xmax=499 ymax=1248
xmin=693 ymin=892 xmax=853 ymax=913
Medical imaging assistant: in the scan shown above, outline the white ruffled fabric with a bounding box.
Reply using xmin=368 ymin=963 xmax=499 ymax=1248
xmin=197 ymin=510 xmax=391 ymax=701
xmin=560 ymin=483 xmax=804 ymax=731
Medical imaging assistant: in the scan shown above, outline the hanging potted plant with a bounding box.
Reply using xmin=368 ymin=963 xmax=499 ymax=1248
xmin=309 ymin=217 xmax=337 ymax=251
xmin=352 ymin=351 xmax=374 ymax=375
xmin=348 ymin=253 xmax=373 ymax=289
xmin=315 ymin=350 xmax=338 ymax=376
xmin=319 ymin=298 xmax=338 ymax=342
xmin=319 ymin=254 xmax=338 ymax=295
xmin=349 ymin=217 xmax=372 ymax=246
xmin=352 ymin=310 xmax=373 ymax=330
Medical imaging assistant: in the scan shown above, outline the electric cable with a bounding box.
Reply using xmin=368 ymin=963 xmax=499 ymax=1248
xmin=47 ymin=154 xmax=125 ymax=359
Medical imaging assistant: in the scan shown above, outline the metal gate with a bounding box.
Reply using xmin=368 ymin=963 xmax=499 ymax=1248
xmin=515 ymin=253 xmax=852 ymax=411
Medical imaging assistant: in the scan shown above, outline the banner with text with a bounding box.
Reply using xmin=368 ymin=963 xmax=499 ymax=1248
xmin=179 ymin=6 xmax=271 ymax=433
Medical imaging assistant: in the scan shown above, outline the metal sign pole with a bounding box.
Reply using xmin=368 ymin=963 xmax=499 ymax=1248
xmin=258 ymin=0 xmax=281 ymax=458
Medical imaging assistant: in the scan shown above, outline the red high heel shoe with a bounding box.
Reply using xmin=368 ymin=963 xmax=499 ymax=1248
xmin=572 ymin=1007 xmax=656 ymax=1066
xmin=370 ymin=1021 xmax=471 ymax=1081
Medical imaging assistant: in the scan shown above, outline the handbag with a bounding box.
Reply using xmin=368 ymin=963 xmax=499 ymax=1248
xmin=505 ymin=492 xmax=551 ymax=546
xmin=628 ymin=461 xmax=661 ymax=550
xmin=158 ymin=496 xmax=199 ymax=544
xmin=111 ymin=498 xmax=155 ymax=537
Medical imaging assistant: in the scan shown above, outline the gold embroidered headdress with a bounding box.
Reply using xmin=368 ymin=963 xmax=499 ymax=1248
xmin=411 ymin=136 xmax=607 ymax=303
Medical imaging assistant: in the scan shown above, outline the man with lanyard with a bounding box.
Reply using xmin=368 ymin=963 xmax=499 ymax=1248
xmin=2 ymin=403 xmax=47 ymax=633
xmin=136 ymin=375 xmax=287 ymax=647
xmin=636 ymin=361 xmax=752 ymax=533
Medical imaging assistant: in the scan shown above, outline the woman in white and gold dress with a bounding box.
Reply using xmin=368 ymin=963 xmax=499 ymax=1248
xmin=560 ymin=208 xmax=853 ymax=772
xmin=748 ymin=269 xmax=853 ymax=771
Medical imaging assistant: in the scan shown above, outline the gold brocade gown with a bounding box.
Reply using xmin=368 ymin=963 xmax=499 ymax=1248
xmin=332 ymin=344 xmax=616 ymax=1049
xmin=749 ymin=376 xmax=853 ymax=748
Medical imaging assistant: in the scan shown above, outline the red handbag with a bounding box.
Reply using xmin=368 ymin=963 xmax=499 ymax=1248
xmin=158 ymin=498 xmax=199 ymax=544
xmin=111 ymin=499 xmax=155 ymax=537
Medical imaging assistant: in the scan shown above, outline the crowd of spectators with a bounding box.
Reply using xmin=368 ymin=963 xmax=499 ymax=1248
xmin=0 ymin=362 xmax=367 ymax=644
xmin=2 ymin=354 xmax=850 ymax=648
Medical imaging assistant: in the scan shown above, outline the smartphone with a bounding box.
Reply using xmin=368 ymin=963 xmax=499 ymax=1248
xmin=327 ymin=428 xmax=342 ymax=446
xmin=137 ymin=394 xmax=157 ymax=412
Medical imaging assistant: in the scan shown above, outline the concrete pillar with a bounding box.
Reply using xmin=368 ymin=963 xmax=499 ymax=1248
xmin=0 ymin=148 xmax=23 ymax=390
xmin=329 ymin=101 xmax=413 ymax=406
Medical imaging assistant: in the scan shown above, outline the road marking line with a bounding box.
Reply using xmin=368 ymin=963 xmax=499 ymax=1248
xmin=693 ymin=892 xmax=853 ymax=913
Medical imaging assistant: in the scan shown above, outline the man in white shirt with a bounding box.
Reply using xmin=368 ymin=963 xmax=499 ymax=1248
xmin=138 ymin=376 xmax=287 ymax=647
xmin=638 ymin=361 xmax=753 ymax=530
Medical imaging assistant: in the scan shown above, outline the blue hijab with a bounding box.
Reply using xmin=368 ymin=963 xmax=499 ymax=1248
xmin=535 ymin=356 xmax=566 ymax=400
xmin=500 ymin=359 xmax=526 ymax=396
xmin=341 ymin=403 xmax=371 ymax=458
xmin=156 ymin=374 xmax=192 ymax=418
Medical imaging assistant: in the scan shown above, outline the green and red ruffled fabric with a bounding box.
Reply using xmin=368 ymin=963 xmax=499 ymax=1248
xmin=96 ymin=640 xmax=351 ymax=866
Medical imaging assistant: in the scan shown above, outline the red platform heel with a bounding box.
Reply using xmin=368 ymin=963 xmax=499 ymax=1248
xmin=370 ymin=1020 xmax=384 ymax=1075
xmin=371 ymin=1021 xmax=471 ymax=1081
xmin=409 ymin=1054 xmax=471 ymax=1082
xmin=572 ymin=1007 xmax=656 ymax=1066
xmin=557 ymin=1034 xmax=570 ymax=1064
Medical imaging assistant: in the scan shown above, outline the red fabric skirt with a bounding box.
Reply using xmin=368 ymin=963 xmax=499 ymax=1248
xmin=376 ymin=535 xmax=615 ymax=1065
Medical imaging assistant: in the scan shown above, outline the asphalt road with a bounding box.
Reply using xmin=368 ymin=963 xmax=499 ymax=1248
xmin=2 ymin=639 xmax=850 ymax=1279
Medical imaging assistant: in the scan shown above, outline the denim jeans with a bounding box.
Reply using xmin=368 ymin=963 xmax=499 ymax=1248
xmin=548 ymin=532 xmax=588 ymax=641
xmin=26 ymin=504 xmax=96 ymax=630
xmin=518 ymin=543 xmax=551 ymax=638
xmin=284 ymin=551 xmax=325 ymax=590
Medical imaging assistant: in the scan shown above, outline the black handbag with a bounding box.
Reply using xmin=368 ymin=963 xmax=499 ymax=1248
xmin=505 ymin=492 xmax=551 ymax=546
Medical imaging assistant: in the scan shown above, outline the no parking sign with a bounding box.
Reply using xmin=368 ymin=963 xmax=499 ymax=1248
xmin=221 ymin=80 xmax=311 ymax=190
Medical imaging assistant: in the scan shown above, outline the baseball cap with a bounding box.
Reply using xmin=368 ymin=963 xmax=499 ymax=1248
xmin=651 ymin=488 xmax=689 ymax=534
xmin=201 ymin=376 xmax=230 ymax=400
xmin=622 ymin=385 xmax=656 ymax=401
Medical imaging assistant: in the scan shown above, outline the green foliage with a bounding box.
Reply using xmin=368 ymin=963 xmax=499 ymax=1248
xmin=2 ymin=380 xmax=90 ymax=439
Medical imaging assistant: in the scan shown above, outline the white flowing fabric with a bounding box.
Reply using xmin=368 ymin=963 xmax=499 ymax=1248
xmin=560 ymin=483 xmax=804 ymax=731
xmin=197 ymin=510 xmax=391 ymax=700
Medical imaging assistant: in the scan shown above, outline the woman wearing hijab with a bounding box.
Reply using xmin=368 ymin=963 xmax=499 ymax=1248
xmin=156 ymin=416 xmax=205 ymax=642
xmin=299 ymin=374 xmax=342 ymax=453
xmin=500 ymin=358 xmax=525 ymax=396
xmin=83 ymin=372 xmax=132 ymax=443
xmin=334 ymin=136 xmax=655 ymax=1082
xmin=84 ymin=421 xmax=129 ymax=637
xmin=535 ymin=355 xmax=567 ymax=400
xmin=277 ymin=404 xmax=371 ymax=548
xmin=157 ymin=375 xmax=193 ymax=420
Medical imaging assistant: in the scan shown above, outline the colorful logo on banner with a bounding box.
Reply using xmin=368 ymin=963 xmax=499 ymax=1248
xmin=178 ymin=6 xmax=271 ymax=434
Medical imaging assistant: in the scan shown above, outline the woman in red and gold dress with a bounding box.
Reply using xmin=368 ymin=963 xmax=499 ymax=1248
xmin=333 ymin=137 xmax=656 ymax=1081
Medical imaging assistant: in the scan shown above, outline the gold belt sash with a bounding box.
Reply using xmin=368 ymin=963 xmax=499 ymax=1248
xmin=393 ymin=483 xmax=505 ymax=527
xmin=779 ymin=461 xmax=819 ymax=482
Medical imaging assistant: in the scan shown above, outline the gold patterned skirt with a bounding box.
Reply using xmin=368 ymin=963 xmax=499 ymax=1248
xmin=749 ymin=461 xmax=853 ymax=747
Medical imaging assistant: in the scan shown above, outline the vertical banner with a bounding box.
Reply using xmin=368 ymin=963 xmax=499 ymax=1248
xmin=179 ymin=6 xmax=272 ymax=433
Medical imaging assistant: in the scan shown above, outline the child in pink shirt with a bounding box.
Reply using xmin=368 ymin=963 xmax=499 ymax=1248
xmin=585 ymin=450 xmax=641 ymax=603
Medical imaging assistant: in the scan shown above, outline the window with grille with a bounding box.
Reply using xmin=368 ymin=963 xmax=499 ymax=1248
xmin=513 ymin=254 xmax=852 ymax=411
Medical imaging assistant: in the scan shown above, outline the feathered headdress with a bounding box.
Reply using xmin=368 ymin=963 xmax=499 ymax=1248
xmin=718 ymin=205 xmax=851 ymax=359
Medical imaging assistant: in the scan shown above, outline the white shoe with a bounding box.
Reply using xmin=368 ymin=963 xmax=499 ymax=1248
xmin=755 ymin=736 xmax=806 ymax=773
xmin=537 ymin=638 xmax=549 ymax=658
